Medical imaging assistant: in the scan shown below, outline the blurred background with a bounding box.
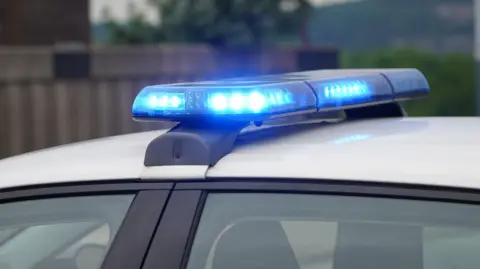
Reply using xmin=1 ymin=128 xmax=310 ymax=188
xmin=0 ymin=0 xmax=477 ymax=159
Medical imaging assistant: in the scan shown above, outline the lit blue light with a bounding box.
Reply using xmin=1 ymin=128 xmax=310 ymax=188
xmin=323 ymin=81 xmax=370 ymax=100
xmin=171 ymin=96 xmax=181 ymax=107
xmin=207 ymin=90 xmax=287 ymax=114
xmin=249 ymin=92 xmax=267 ymax=112
xmin=230 ymin=93 xmax=245 ymax=111
xmin=211 ymin=94 xmax=228 ymax=111
xmin=135 ymin=92 xmax=185 ymax=114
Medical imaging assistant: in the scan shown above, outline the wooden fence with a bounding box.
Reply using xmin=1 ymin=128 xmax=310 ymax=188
xmin=0 ymin=45 xmax=338 ymax=159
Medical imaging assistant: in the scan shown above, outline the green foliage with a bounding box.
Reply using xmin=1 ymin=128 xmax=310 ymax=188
xmin=101 ymin=3 xmax=162 ymax=44
xmin=104 ymin=0 xmax=312 ymax=47
xmin=341 ymin=48 xmax=475 ymax=116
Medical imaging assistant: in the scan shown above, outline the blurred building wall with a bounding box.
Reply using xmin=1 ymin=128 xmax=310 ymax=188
xmin=0 ymin=0 xmax=89 ymax=45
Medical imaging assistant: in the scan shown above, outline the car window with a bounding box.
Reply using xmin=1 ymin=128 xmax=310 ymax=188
xmin=56 ymin=224 xmax=111 ymax=259
xmin=187 ymin=193 xmax=480 ymax=269
xmin=0 ymin=195 xmax=134 ymax=269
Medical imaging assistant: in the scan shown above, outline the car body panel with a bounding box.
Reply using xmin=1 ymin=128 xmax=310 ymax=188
xmin=0 ymin=117 xmax=479 ymax=190
xmin=207 ymin=117 xmax=480 ymax=188
xmin=0 ymin=131 xmax=167 ymax=188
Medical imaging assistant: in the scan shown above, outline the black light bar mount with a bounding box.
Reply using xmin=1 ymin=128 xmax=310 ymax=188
xmin=144 ymin=120 xmax=247 ymax=167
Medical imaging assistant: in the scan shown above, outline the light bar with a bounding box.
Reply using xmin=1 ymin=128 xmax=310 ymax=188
xmin=132 ymin=69 xmax=429 ymax=121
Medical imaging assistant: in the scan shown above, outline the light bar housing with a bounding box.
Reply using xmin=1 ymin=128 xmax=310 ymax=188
xmin=132 ymin=68 xmax=429 ymax=121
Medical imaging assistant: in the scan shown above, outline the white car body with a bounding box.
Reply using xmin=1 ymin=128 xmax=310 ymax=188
xmin=1 ymin=117 xmax=479 ymax=190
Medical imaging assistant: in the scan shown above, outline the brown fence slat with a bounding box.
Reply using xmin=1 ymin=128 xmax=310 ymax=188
xmin=88 ymin=80 xmax=101 ymax=140
xmin=118 ymin=80 xmax=135 ymax=134
xmin=96 ymin=80 xmax=112 ymax=138
xmin=31 ymin=82 xmax=48 ymax=150
xmin=53 ymin=81 xmax=71 ymax=145
xmin=43 ymin=80 xmax=58 ymax=149
xmin=76 ymin=81 xmax=92 ymax=142
xmin=0 ymin=85 xmax=9 ymax=159
xmin=108 ymin=80 xmax=122 ymax=136
xmin=6 ymin=83 xmax=24 ymax=156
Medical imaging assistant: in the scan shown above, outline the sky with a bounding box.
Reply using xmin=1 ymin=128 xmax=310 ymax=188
xmin=89 ymin=0 xmax=357 ymax=23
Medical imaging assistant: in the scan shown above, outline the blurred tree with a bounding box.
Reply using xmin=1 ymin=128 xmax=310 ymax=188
xmin=308 ymin=0 xmax=472 ymax=52
xmin=104 ymin=0 xmax=313 ymax=47
xmin=102 ymin=3 xmax=161 ymax=44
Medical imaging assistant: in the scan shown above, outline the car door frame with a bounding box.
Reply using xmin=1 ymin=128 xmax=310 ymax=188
xmin=142 ymin=178 xmax=480 ymax=269
xmin=0 ymin=180 xmax=173 ymax=269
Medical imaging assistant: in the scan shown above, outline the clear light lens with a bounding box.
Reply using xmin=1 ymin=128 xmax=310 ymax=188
xmin=380 ymin=69 xmax=430 ymax=99
xmin=310 ymin=74 xmax=394 ymax=108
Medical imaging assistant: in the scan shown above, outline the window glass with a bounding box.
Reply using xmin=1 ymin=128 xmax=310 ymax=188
xmin=0 ymin=195 xmax=134 ymax=269
xmin=187 ymin=193 xmax=480 ymax=269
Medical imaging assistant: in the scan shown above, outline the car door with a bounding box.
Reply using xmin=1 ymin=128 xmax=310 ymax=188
xmin=143 ymin=180 xmax=480 ymax=269
xmin=0 ymin=181 xmax=172 ymax=269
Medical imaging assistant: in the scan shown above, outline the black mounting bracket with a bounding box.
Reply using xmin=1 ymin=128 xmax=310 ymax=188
xmin=144 ymin=121 xmax=248 ymax=167
xmin=344 ymin=102 xmax=407 ymax=120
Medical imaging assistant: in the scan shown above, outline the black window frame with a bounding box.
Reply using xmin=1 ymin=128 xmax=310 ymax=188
xmin=0 ymin=180 xmax=173 ymax=269
xmin=142 ymin=178 xmax=480 ymax=269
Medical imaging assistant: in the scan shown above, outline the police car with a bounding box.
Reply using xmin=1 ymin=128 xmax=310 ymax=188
xmin=0 ymin=68 xmax=479 ymax=269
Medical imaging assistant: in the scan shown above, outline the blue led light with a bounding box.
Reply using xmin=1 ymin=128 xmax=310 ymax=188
xmin=148 ymin=94 xmax=184 ymax=109
xmin=132 ymin=91 xmax=185 ymax=116
xmin=248 ymin=92 xmax=267 ymax=112
xmin=206 ymin=90 xmax=292 ymax=114
xmin=323 ymin=81 xmax=370 ymax=100
xmin=210 ymin=94 xmax=228 ymax=111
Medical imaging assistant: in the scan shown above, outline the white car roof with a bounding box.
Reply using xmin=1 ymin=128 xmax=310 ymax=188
xmin=0 ymin=117 xmax=479 ymax=190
